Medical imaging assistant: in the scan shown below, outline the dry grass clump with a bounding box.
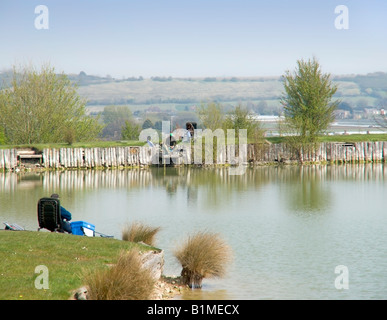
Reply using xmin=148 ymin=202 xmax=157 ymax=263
xmin=83 ymin=249 xmax=155 ymax=300
xmin=122 ymin=221 xmax=161 ymax=246
xmin=174 ymin=231 xmax=232 ymax=288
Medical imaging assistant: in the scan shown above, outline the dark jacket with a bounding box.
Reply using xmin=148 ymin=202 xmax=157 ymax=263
xmin=60 ymin=206 xmax=72 ymax=221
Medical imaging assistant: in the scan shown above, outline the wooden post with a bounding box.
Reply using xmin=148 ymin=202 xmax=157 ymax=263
xmin=378 ymin=141 xmax=383 ymax=162
xmin=0 ymin=149 xmax=4 ymax=170
xmin=3 ymin=149 xmax=10 ymax=170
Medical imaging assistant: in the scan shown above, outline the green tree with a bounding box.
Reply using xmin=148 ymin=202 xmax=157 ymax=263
xmin=337 ymin=102 xmax=354 ymax=118
xmin=280 ymin=57 xmax=339 ymax=143
xmin=142 ymin=119 xmax=154 ymax=129
xmin=197 ymin=102 xmax=225 ymax=130
xmin=101 ymin=105 xmax=134 ymax=140
xmin=0 ymin=126 xmax=6 ymax=145
xmin=254 ymin=100 xmax=269 ymax=115
xmin=154 ymin=121 xmax=162 ymax=131
xmin=121 ymin=120 xmax=141 ymax=140
xmin=223 ymin=105 xmax=265 ymax=142
xmin=0 ymin=64 xmax=103 ymax=144
xmin=102 ymin=105 xmax=133 ymax=124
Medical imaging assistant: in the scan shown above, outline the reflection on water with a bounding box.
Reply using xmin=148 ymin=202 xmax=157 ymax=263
xmin=2 ymin=164 xmax=385 ymax=194
xmin=1 ymin=164 xmax=386 ymax=299
xmin=280 ymin=166 xmax=332 ymax=214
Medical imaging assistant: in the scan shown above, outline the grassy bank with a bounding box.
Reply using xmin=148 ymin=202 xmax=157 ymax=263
xmin=0 ymin=140 xmax=145 ymax=151
xmin=0 ymin=230 xmax=151 ymax=300
xmin=3 ymin=134 xmax=387 ymax=151
xmin=266 ymin=133 xmax=387 ymax=144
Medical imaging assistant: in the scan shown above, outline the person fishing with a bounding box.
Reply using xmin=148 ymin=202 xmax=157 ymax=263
xmin=50 ymin=193 xmax=72 ymax=233
xmin=166 ymin=133 xmax=177 ymax=150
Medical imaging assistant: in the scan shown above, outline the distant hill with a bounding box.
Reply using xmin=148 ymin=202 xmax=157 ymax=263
xmin=75 ymin=72 xmax=387 ymax=109
xmin=333 ymin=72 xmax=387 ymax=94
xmin=77 ymin=76 xmax=284 ymax=106
xmin=1 ymin=70 xmax=386 ymax=110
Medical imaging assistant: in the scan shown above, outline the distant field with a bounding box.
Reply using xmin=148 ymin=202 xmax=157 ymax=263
xmin=79 ymin=78 xmax=284 ymax=106
xmin=77 ymin=75 xmax=387 ymax=117
xmin=2 ymin=70 xmax=384 ymax=116
xmin=2 ymin=70 xmax=385 ymax=113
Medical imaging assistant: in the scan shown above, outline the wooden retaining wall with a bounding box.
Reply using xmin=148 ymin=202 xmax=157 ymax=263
xmin=41 ymin=146 xmax=154 ymax=169
xmin=249 ymin=141 xmax=387 ymax=164
xmin=0 ymin=149 xmax=18 ymax=170
xmin=1 ymin=142 xmax=386 ymax=170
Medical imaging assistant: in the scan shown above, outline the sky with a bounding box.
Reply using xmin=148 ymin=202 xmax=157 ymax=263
xmin=0 ymin=0 xmax=386 ymax=78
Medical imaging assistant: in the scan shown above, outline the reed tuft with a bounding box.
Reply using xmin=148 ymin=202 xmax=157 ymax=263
xmin=174 ymin=231 xmax=232 ymax=288
xmin=83 ymin=249 xmax=155 ymax=300
xmin=122 ymin=221 xmax=161 ymax=246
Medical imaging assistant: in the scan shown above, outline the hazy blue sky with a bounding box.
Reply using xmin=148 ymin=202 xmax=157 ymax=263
xmin=1 ymin=0 xmax=386 ymax=78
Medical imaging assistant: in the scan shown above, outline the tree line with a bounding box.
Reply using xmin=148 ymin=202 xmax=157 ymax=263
xmin=0 ymin=58 xmax=343 ymax=146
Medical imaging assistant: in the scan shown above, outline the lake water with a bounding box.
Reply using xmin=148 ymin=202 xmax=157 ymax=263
xmin=1 ymin=165 xmax=386 ymax=300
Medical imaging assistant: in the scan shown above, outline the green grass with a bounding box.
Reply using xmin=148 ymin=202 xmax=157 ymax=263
xmin=266 ymin=133 xmax=387 ymax=144
xmin=0 ymin=140 xmax=145 ymax=151
xmin=0 ymin=230 xmax=153 ymax=300
xmin=2 ymin=133 xmax=387 ymax=153
xmin=316 ymin=133 xmax=387 ymax=143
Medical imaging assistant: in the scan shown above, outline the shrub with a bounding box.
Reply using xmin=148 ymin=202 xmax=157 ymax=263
xmin=0 ymin=126 xmax=6 ymax=145
xmin=64 ymin=128 xmax=76 ymax=145
xmin=122 ymin=221 xmax=161 ymax=246
xmin=0 ymin=64 xmax=103 ymax=144
xmin=83 ymin=249 xmax=155 ymax=300
xmin=174 ymin=231 xmax=232 ymax=288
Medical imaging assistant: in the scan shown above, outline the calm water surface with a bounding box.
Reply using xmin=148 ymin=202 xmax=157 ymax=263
xmin=1 ymin=165 xmax=386 ymax=299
